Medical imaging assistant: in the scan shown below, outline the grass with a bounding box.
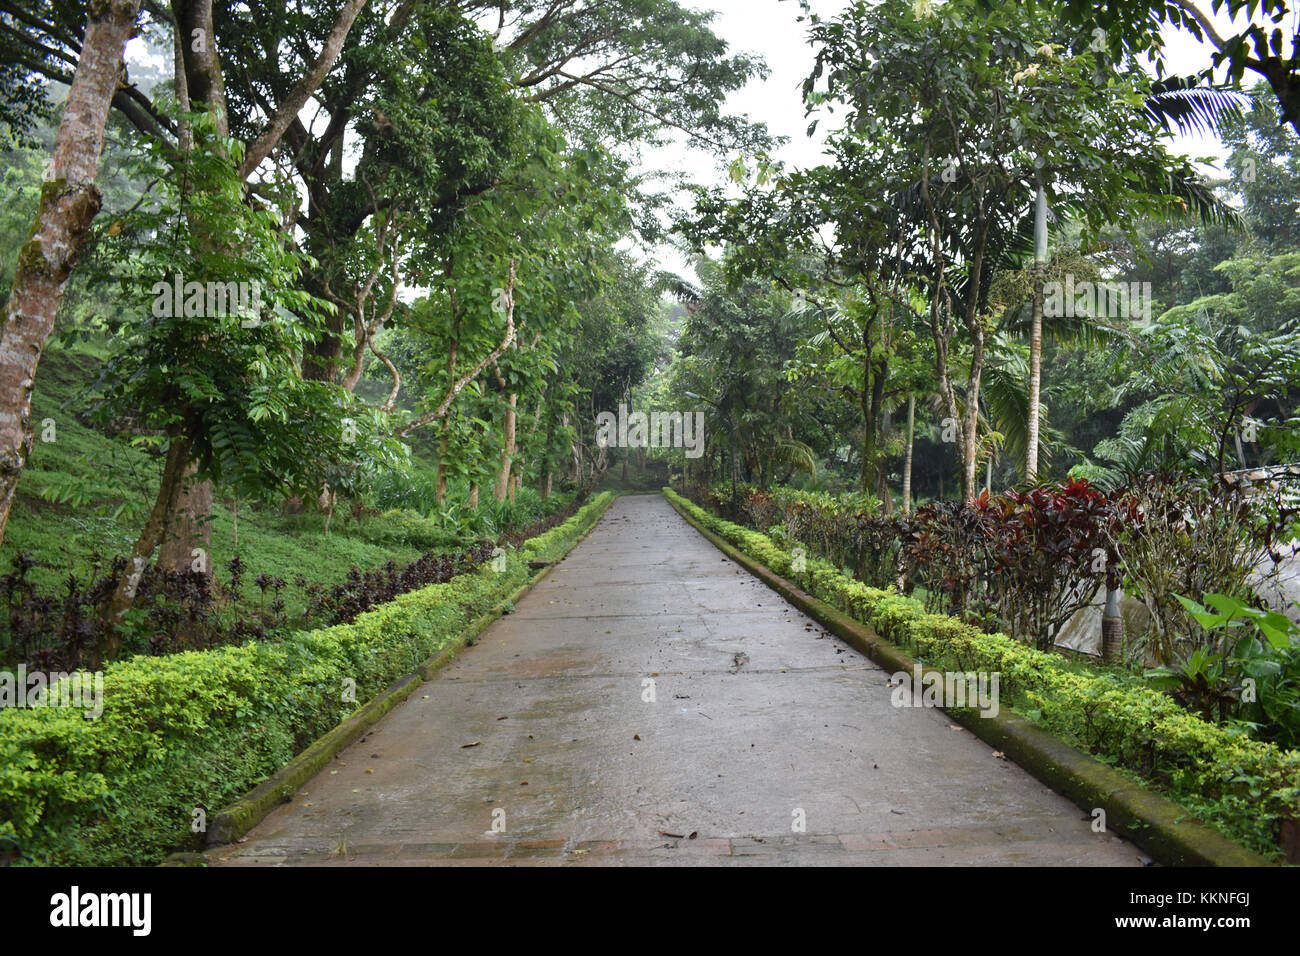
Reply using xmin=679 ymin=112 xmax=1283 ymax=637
xmin=0 ymin=341 xmax=573 ymax=652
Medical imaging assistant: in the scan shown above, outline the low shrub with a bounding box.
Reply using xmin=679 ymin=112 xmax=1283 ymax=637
xmin=363 ymin=509 xmax=466 ymax=552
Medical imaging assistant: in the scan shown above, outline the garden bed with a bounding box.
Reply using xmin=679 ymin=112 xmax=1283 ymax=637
xmin=0 ymin=492 xmax=616 ymax=866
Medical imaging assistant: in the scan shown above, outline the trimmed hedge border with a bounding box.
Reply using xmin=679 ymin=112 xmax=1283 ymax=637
xmin=0 ymin=492 xmax=616 ymax=866
xmin=665 ymin=488 xmax=1297 ymax=863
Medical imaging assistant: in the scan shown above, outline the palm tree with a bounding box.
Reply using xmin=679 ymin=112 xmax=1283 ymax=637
xmin=1018 ymin=78 xmax=1248 ymax=483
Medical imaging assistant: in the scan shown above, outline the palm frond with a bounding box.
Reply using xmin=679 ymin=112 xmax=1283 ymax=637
xmin=653 ymin=271 xmax=701 ymax=304
xmin=1144 ymin=76 xmax=1249 ymax=138
xmin=774 ymin=437 xmax=818 ymax=480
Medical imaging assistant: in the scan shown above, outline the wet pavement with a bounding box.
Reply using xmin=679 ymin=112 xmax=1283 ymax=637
xmin=209 ymin=493 xmax=1141 ymax=866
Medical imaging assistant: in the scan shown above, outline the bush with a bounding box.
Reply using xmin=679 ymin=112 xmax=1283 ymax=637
xmin=1109 ymin=476 xmax=1288 ymax=666
xmin=0 ymin=492 xmax=616 ymax=865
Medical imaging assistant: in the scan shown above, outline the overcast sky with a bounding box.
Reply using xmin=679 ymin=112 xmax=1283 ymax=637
xmin=120 ymin=1 xmax=1288 ymax=285
xmin=645 ymin=0 xmax=1279 ymax=280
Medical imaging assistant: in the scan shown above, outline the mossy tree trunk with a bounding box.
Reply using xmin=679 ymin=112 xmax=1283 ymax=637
xmin=0 ymin=0 xmax=144 ymax=550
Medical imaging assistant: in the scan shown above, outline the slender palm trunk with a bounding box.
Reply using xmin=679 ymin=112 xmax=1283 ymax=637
xmin=902 ymin=396 xmax=915 ymax=513
xmin=1026 ymin=176 xmax=1047 ymax=483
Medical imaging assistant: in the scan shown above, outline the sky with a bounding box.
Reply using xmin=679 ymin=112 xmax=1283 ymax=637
xmin=643 ymin=0 xmax=1287 ymax=280
xmin=120 ymin=1 xmax=1291 ymax=285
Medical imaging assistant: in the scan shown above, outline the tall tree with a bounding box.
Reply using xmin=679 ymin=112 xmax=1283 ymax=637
xmin=801 ymin=0 xmax=1224 ymax=496
xmin=0 ymin=0 xmax=143 ymax=549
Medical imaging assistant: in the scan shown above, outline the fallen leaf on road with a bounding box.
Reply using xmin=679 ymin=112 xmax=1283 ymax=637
xmin=633 ymin=734 xmax=641 ymax=741
xmin=992 ymin=751 xmax=1007 ymax=760
xmin=659 ymin=830 xmax=685 ymax=839
xmin=688 ymin=832 xmax=698 ymax=840
xmin=462 ymin=741 xmax=481 ymax=748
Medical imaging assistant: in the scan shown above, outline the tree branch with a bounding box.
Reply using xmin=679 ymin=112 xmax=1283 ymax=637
xmin=238 ymin=0 xmax=368 ymax=180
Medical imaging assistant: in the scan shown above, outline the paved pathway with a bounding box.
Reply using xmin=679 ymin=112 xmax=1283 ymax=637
xmin=210 ymin=494 xmax=1140 ymax=866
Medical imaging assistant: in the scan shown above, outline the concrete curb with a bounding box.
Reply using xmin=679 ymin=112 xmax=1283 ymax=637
xmin=190 ymin=493 xmax=617 ymax=859
xmin=664 ymin=492 xmax=1272 ymax=867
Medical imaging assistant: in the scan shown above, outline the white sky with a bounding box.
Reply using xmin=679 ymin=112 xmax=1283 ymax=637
xmin=123 ymin=1 xmax=1292 ymax=284
xmin=644 ymin=0 xmax=1291 ymax=280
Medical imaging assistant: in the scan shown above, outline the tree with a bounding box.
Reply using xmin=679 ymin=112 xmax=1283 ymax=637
xmin=1075 ymin=251 xmax=1300 ymax=483
xmin=204 ymin=0 xmax=770 ymax=386
xmin=91 ymin=109 xmax=401 ymax=638
xmin=800 ymin=0 xmax=1225 ymax=497
xmin=0 ymin=0 xmax=369 ymax=557
xmin=0 ymin=0 xmax=143 ymax=551
xmin=1221 ymin=81 xmax=1300 ymax=250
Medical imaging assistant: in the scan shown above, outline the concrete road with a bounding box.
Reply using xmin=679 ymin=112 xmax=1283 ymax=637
xmin=210 ymin=494 xmax=1141 ymax=866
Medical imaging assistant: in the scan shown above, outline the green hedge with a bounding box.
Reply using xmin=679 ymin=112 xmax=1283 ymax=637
xmin=0 ymin=492 xmax=615 ymax=865
xmin=665 ymin=488 xmax=1300 ymax=858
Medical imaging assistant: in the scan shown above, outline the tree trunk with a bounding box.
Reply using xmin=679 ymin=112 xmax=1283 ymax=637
xmin=962 ymin=333 xmax=983 ymax=501
xmin=0 ymin=0 xmax=143 ymax=550
xmin=877 ymin=469 xmax=895 ymax=515
xmin=1025 ymin=175 xmax=1047 ymax=483
xmin=436 ymin=418 xmax=451 ymax=507
xmin=902 ymin=396 xmax=915 ymax=513
xmin=175 ymin=0 xmax=228 ymax=126
xmin=435 ymin=315 xmax=460 ymax=506
xmin=103 ymin=433 xmax=194 ymax=647
xmin=495 ymin=392 xmax=516 ymax=502
xmin=151 ymin=0 xmax=229 ymax=574
xmin=158 ymin=461 xmax=212 ymax=569
xmin=539 ymin=407 xmax=556 ymax=500
xmin=301 ymin=271 xmax=343 ymax=382
xmin=860 ymin=388 xmax=875 ymax=496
